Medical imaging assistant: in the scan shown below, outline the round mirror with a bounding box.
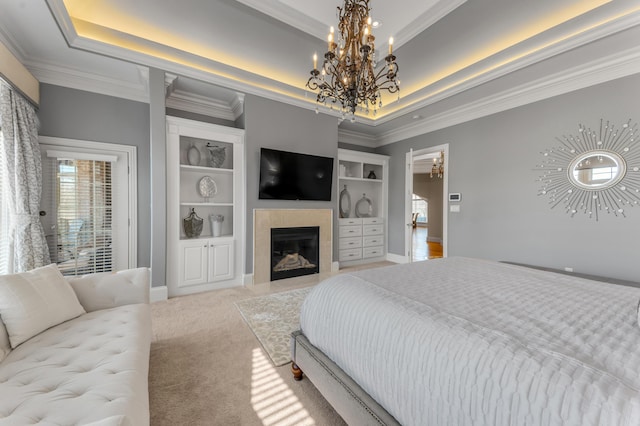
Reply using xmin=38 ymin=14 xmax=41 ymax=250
xmin=355 ymin=193 xmax=373 ymax=218
xmin=568 ymin=150 xmax=626 ymax=190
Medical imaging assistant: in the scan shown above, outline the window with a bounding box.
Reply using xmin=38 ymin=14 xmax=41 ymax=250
xmin=590 ymin=166 xmax=617 ymax=183
xmin=412 ymin=194 xmax=428 ymax=224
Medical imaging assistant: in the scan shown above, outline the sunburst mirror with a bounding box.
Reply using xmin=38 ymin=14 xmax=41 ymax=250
xmin=536 ymin=119 xmax=640 ymax=220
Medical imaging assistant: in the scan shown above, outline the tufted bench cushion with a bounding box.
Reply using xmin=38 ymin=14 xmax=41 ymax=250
xmin=0 ymin=302 xmax=150 ymax=425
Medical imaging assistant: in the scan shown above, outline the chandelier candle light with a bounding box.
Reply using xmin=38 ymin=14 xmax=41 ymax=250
xmin=306 ymin=0 xmax=400 ymax=121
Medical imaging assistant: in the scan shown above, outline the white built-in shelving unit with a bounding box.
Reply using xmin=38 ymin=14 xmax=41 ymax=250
xmin=166 ymin=116 xmax=245 ymax=297
xmin=336 ymin=149 xmax=389 ymax=267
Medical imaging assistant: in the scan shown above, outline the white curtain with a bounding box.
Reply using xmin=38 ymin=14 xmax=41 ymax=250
xmin=0 ymin=81 xmax=50 ymax=272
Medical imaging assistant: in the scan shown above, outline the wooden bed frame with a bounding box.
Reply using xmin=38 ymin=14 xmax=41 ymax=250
xmin=290 ymin=263 xmax=640 ymax=425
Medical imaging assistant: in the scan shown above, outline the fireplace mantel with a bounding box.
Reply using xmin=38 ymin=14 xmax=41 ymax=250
xmin=253 ymin=209 xmax=332 ymax=285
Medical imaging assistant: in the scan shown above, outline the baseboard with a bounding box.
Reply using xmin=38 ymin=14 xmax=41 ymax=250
xmin=386 ymin=253 xmax=409 ymax=264
xmin=331 ymin=261 xmax=340 ymax=272
xmin=150 ymin=285 xmax=168 ymax=302
xmin=243 ymin=273 xmax=254 ymax=286
xmin=427 ymin=237 xmax=443 ymax=243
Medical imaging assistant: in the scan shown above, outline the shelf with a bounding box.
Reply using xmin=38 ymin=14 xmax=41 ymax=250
xmin=339 ymin=176 xmax=383 ymax=183
xmin=179 ymin=234 xmax=233 ymax=241
xmin=180 ymin=165 xmax=233 ymax=173
xmin=180 ymin=202 xmax=234 ymax=207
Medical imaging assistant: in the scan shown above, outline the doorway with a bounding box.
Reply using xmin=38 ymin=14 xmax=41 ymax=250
xmin=39 ymin=136 xmax=137 ymax=275
xmin=405 ymin=144 xmax=449 ymax=262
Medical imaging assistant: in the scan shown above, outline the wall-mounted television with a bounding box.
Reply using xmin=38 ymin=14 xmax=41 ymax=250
xmin=259 ymin=148 xmax=334 ymax=201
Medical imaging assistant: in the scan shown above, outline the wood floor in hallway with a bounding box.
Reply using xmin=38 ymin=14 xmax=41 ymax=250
xmin=412 ymin=226 xmax=443 ymax=261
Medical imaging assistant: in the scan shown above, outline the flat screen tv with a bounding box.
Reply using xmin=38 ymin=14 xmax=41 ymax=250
xmin=259 ymin=148 xmax=334 ymax=201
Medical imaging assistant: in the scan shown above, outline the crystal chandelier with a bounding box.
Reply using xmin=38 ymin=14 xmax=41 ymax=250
xmin=430 ymin=151 xmax=444 ymax=178
xmin=305 ymin=0 xmax=400 ymax=121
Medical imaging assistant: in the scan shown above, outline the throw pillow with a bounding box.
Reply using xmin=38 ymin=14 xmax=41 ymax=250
xmin=67 ymin=267 xmax=150 ymax=312
xmin=0 ymin=264 xmax=86 ymax=348
xmin=0 ymin=319 xmax=10 ymax=362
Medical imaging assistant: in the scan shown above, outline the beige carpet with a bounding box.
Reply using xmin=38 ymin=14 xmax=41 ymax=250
xmin=149 ymin=261 xmax=394 ymax=426
xmin=235 ymin=287 xmax=312 ymax=366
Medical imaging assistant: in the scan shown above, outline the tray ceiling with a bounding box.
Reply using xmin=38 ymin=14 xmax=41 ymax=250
xmin=1 ymin=0 xmax=640 ymax=144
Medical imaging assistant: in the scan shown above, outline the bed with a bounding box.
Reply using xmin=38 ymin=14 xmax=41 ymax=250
xmin=290 ymin=257 xmax=640 ymax=425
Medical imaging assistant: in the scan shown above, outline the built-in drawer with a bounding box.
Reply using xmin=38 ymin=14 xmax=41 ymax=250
xmin=362 ymin=224 xmax=383 ymax=236
xmin=363 ymin=246 xmax=384 ymax=259
xmin=363 ymin=235 xmax=384 ymax=248
xmin=339 ymin=225 xmax=362 ymax=237
xmin=339 ymin=236 xmax=362 ymax=250
xmin=362 ymin=217 xmax=383 ymax=225
xmin=339 ymin=248 xmax=362 ymax=261
xmin=339 ymin=218 xmax=362 ymax=226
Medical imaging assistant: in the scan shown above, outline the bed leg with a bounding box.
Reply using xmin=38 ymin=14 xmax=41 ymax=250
xmin=291 ymin=362 xmax=304 ymax=381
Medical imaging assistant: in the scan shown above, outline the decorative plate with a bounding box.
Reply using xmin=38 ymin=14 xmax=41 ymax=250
xmin=198 ymin=176 xmax=217 ymax=198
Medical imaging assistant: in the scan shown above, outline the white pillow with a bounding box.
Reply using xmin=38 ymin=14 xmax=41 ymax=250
xmin=67 ymin=267 xmax=150 ymax=312
xmin=0 ymin=264 xmax=86 ymax=348
xmin=0 ymin=319 xmax=10 ymax=362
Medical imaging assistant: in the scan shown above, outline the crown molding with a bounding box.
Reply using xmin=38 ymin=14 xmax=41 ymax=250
xmin=231 ymin=93 xmax=245 ymax=118
xmin=27 ymin=59 xmax=150 ymax=103
xmin=376 ymin=45 xmax=640 ymax=146
xmin=337 ymin=128 xmax=378 ymax=148
xmin=373 ymin=9 xmax=640 ymax=126
xmin=164 ymin=72 xmax=244 ymax=120
xmin=51 ymin=16 xmax=333 ymax=119
xmin=166 ymin=89 xmax=237 ymax=121
xmin=46 ymin=0 xmax=78 ymax=40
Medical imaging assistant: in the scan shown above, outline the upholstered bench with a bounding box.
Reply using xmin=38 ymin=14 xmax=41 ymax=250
xmin=0 ymin=265 xmax=151 ymax=426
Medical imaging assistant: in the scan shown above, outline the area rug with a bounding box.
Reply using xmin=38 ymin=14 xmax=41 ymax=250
xmin=235 ymin=286 xmax=312 ymax=366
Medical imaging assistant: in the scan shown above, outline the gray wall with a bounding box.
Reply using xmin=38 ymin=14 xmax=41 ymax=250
xmin=37 ymin=84 xmax=151 ymax=268
xmin=244 ymin=95 xmax=338 ymax=274
xmin=377 ymin=73 xmax=640 ymax=281
xmin=413 ymin=173 xmax=443 ymax=241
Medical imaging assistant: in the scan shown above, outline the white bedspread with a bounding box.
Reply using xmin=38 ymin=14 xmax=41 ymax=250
xmin=299 ymin=257 xmax=640 ymax=426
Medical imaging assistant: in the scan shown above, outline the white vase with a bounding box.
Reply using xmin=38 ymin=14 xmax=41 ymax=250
xmin=209 ymin=214 xmax=224 ymax=237
xmin=187 ymin=144 xmax=201 ymax=166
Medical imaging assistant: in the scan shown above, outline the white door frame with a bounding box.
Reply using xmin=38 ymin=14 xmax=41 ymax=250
xmin=405 ymin=143 xmax=449 ymax=262
xmin=39 ymin=136 xmax=138 ymax=270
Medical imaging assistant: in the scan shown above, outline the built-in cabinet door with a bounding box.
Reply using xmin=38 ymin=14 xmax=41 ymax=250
xmin=179 ymin=239 xmax=208 ymax=287
xmin=209 ymin=240 xmax=234 ymax=282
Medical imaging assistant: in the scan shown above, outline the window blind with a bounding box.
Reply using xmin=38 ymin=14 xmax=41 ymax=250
xmin=47 ymin=157 xmax=114 ymax=276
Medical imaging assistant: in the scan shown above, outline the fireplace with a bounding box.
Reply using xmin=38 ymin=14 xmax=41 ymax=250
xmin=253 ymin=209 xmax=332 ymax=285
xmin=271 ymin=226 xmax=320 ymax=281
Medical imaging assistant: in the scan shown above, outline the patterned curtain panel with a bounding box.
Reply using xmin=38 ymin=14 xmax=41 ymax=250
xmin=0 ymin=82 xmax=50 ymax=272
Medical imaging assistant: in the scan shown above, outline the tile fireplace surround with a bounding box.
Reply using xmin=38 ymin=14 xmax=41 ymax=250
xmin=253 ymin=209 xmax=333 ymax=285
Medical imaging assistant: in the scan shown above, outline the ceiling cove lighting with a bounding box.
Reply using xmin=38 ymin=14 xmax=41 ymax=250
xmin=305 ymin=0 xmax=400 ymax=122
